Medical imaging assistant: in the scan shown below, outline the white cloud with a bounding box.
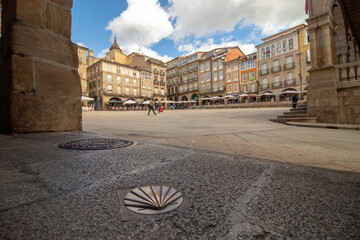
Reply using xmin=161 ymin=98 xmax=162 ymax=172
xmin=178 ymin=38 xmax=256 ymax=55
xmin=97 ymin=49 xmax=109 ymax=58
xmin=168 ymin=0 xmax=307 ymax=39
xmin=76 ymin=42 xmax=87 ymax=47
xmin=106 ymin=0 xmax=173 ymax=48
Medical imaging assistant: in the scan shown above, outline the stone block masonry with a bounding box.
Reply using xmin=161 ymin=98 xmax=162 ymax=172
xmin=0 ymin=0 xmax=81 ymax=133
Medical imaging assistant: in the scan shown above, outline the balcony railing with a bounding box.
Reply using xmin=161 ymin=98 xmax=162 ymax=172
xmin=271 ymin=81 xmax=283 ymax=88
xmin=160 ymin=82 xmax=165 ymax=86
xmin=154 ymin=80 xmax=160 ymax=85
xmin=284 ymin=62 xmax=295 ymax=70
xmin=194 ymin=67 xmax=198 ymax=71
xmin=153 ymin=69 xmax=159 ymax=74
xmin=271 ymin=66 xmax=281 ymax=73
xmin=260 ymin=69 xmax=269 ymax=76
xmin=335 ymin=62 xmax=360 ymax=83
xmin=189 ymin=68 xmax=193 ymax=72
xmin=284 ymin=78 xmax=296 ymax=86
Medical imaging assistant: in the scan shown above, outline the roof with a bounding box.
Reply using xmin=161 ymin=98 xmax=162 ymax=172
xmin=261 ymin=24 xmax=307 ymax=43
xmin=109 ymin=37 xmax=122 ymax=52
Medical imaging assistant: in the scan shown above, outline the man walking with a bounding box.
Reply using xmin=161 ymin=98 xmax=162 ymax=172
xmin=292 ymin=94 xmax=298 ymax=109
xmin=148 ymin=99 xmax=156 ymax=115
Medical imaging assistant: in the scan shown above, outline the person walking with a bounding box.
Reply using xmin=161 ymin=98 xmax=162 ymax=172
xmin=148 ymin=99 xmax=156 ymax=115
xmin=292 ymin=94 xmax=298 ymax=109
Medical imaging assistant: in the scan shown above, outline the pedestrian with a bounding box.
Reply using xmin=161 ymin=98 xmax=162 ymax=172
xmin=292 ymin=94 xmax=298 ymax=109
xmin=159 ymin=105 xmax=163 ymax=113
xmin=148 ymin=99 xmax=156 ymax=115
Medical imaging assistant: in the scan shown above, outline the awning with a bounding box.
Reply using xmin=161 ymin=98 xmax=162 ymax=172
xmin=201 ymin=97 xmax=211 ymax=100
xmin=239 ymin=94 xmax=249 ymax=97
xmin=260 ymin=92 xmax=275 ymax=96
xmin=124 ymin=100 xmax=138 ymax=104
xmin=142 ymin=100 xmax=150 ymax=105
xmin=281 ymin=90 xmax=299 ymax=94
xmin=249 ymin=94 xmax=259 ymax=97
xmin=81 ymin=96 xmax=94 ymax=101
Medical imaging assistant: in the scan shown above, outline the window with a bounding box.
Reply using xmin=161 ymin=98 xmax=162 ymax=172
xmin=265 ymin=46 xmax=270 ymax=58
xmin=305 ymin=31 xmax=310 ymax=44
xmin=148 ymin=82 xmax=151 ymax=89
xmin=273 ymin=59 xmax=279 ymax=67
xmin=117 ymin=86 xmax=121 ymax=93
xmin=125 ymin=68 xmax=129 ymax=75
xmin=234 ymin=72 xmax=238 ymax=81
xmin=286 ymin=56 xmax=293 ymax=64
xmin=125 ymin=78 xmax=129 ymax=85
xmin=228 ymin=85 xmax=232 ymax=93
xmin=249 ymin=72 xmax=254 ymax=81
xmin=227 ymin=63 xmax=231 ymax=71
xmin=148 ymin=91 xmax=151 ymax=97
xmin=133 ymin=89 xmax=137 ymax=96
xmin=206 ymin=61 xmax=210 ymax=71
xmin=213 ymin=83 xmax=218 ymax=91
xmin=288 ymin=38 xmax=294 ymax=51
xmin=142 ymin=80 xmax=145 ymax=88
xmin=244 ymin=85 xmax=248 ymax=93
xmin=213 ymin=62 xmax=217 ymax=70
xmin=214 ymin=72 xmax=218 ymax=81
xmin=201 ymin=73 xmax=205 ymax=83
xmin=116 ymin=65 xmax=121 ymax=73
xmin=194 ymin=63 xmax=198 ymax=70
xmin=243 ymin=73 xmax=248 ymax=82
xmin=271 ymin=44 xmax=275 ymax=57
xmin=200 ymin=64 xmax=204 ymax=72
xmin=195 ymin=82 xmax=198 ymax=89
xmin=161 ymin=89 xmax=165 ymax=95
xmin=126 ymin=88 xmax=129 ymax=95
xmin=287 ymin=72 xmax=293 ymax=80
xmin=201 ymin=85 xmax=205 ymax=93
xmin=234 ymin=61 xmax=238 ymax=70
xmin=219 ymin=60 xmax=223 ymax=69
xmin=251 ymin=84 xmax=255 ymax=92
xmin=154 ymin=88 xmax=158 ymax=94
xmin=263 ymin=78 xmax=268 ymax=84
xmin=219 ymin=71 xmax=223 ymax=80
xmin=282 ymin=40 xmax=288 ymax=52
xmin=274 ymin=75 xmax=280 ymax=86
xmin=107 ymin=85 xmax=112 ymax=93
xmin=220 ymin=82 xmax=224 ymax=90
xmin=206 ymin=72 xmax=210 ymax=81
xmin=262 ymin=63 xmax=267 ymax=70
xmin=276 ymin=42 xmax=282 ymax=54
xmin=141 ymin=90 xmax=145 ymax=96
xmin=307 ymin=49 xmax=311 ymax=62
xmin=117 ymin=76 xmax=121 ymax=84
xmin=190 ymin=84 xmax=193 ymax=91
xmin=107 ymin=64 xmax=112 ymax=72
xmin=133 ymin=72 xmax=137 ymax=77
xmin=235 ymin=83 xmax=239 ymax=92
xmin=107 ymin=74 xmax=112 ymax=83
xmin=260 ymin=48 xmax=265 ymax=59
xmin=133 ymin=79 xmax=137 ymax=86
xmin=227 ymin=73 xmax=231 ymax=82
xmin=206 ymin=84 xmax=210 ymax=92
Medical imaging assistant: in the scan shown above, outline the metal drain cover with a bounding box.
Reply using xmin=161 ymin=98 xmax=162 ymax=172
xmin=124 ymin=185 xmax=183 ymax=215
xmin=59 ymin=138 xmax=133 ymax=150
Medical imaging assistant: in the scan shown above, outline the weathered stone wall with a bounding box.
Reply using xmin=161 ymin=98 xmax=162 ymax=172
xmin=0 ymin=0 xmax=81 ymax=132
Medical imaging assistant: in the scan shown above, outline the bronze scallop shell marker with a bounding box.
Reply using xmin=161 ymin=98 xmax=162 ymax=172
xmin=123 ymin=185 xmax=184 ymax=215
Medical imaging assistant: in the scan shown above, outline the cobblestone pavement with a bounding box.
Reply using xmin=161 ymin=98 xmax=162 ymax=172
xmin=0 ymin=132 xmax=359 ymax=239
xmin=83 ymin=108 xmax=360 ymax=173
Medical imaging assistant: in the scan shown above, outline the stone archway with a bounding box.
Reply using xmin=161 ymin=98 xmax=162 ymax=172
xmin=0 ymin=0 xmax=81 ymax=132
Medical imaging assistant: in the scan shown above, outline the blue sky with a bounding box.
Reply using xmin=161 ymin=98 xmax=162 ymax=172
xmin=72 ymin=0 xmax=307 ymax=62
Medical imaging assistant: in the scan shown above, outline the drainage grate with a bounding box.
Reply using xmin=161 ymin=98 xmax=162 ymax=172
xmin=123 ymin=185 xmax=183 ymax=215
xmin=59 ymin=138 xmax=133 ymax=150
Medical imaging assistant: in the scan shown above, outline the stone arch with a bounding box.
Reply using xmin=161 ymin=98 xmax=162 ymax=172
xmin=191 ymin=94 xmax=199 ymax=101
xmin=181 ymin=96 xmax=188 ymax=101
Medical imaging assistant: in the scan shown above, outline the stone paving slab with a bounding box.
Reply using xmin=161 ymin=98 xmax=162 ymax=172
xmin=286 ymin=121 xmax=360 ymax=130
xmin=0 ymin=132 xmax=359 ymax=239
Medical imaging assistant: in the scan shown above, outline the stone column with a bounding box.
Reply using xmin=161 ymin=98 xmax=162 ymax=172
xmin=0 ymin=0 xmax=81 ymax=133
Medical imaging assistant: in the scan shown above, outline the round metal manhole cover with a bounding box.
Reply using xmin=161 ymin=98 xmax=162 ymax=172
xmin=59 ymin=138 xmax=133 ymax=150
xmin=124 ymin=185 xmax=184 ymax=215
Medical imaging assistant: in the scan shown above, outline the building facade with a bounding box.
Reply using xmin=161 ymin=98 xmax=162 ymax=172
xmin=84 ymin=38 xmax=167 ymax=110
xmin=240 ymin=52 xmax=258 ymax=101
xmin=256 ymin=24 xmax=310 ymax=101
xmin=77 ymin=45 xmax=89 ymax=97
xmin=167 ymin=47 xmax=244 ymax=104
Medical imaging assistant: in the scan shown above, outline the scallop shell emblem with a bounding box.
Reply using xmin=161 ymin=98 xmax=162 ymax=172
xmin=123 ymin=185 xmax=184 ymax=215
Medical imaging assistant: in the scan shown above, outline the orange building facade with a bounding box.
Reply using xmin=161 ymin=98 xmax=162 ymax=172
xmin=240 ymin=53 xmax=257 ymax=99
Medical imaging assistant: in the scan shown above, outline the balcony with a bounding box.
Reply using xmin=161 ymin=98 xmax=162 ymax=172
xmin=271 ymin=81 xmax=283 ymax=88
xmin=189 ymin=68 xmax=193 ymax=72
xmin=284 ymin=62 xmax=295 ymax=70
xmin=261 ymin=83 xmax=270 ymax=90
xmin=160 ymin=71 xmax=165 ymax=76
xmin=153 ymin=69 xmax=159 ymax=74
xmin=271 ymin=66 xmax=281 ymax=73
xmin=154 ymin=80 xmax=160 ymax=85
xmin=194 ymin=67 xmax=198 ymax=71
xmin=160 ymin=82 xmax=165 ymax=86
xmin=183 ymin=71 xmax=187 ymax=75
xmin=260 ymin=69 xmax=269 ymax=76
xmin=284 ymin=78 xmax=296 ymax=86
